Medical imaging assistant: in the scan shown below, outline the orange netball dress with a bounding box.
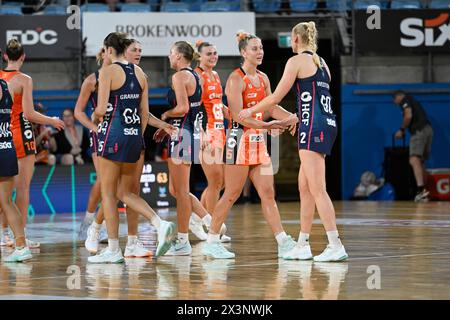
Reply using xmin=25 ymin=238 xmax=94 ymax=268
xmin=224 ymin=67 xmax=270 ymax=166
xmin=195 ymin=66 xmax=225 ymax=150
xmin=0 ymin=70 xmax=36 ymax=158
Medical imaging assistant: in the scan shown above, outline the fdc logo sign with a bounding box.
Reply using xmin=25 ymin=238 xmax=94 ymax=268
xmin=6 ymin=29 xmax=58 ymax=46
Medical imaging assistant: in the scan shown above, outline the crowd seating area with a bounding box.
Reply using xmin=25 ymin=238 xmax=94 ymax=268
xmin=0 ymin=0 xmax=449 ymax=15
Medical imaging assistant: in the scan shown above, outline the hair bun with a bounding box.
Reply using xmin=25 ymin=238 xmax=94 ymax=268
xmin=236 ymin=30 xmax=249 ymax=43
xmin=195 ymin=40 xmax=204 ymax=48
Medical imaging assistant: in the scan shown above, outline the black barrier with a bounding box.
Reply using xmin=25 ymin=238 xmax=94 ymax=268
xmin=0 ymin=15 xmax=80 ymax=59
xmin=355 ymin=9 xmax=450 ymax=54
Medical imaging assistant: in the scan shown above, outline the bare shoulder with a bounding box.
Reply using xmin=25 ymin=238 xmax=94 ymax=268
xmin=227 ymin=69 xmax=242 ymax=83
xmin=16 ymin=72 xmax=32 ymax=84
xmin=83 ymin=73 xmax=97 ymax=87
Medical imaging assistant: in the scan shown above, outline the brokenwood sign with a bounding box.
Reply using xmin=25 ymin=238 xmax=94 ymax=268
xmin=355 ymin=9 xmax=450 ymax=53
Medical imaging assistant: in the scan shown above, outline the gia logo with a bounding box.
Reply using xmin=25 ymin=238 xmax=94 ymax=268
xmin=157 ymin=172 xmax=168 ymax=184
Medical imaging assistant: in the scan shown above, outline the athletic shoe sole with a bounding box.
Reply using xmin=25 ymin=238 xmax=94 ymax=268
xmin=155 ymin=222 xmax=175 ymax=257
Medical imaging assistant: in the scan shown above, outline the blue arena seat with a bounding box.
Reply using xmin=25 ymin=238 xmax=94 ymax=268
xmin=252 ymin=0 xmax=282 ymax=13
xmin=391 ymin=0 xmax=422 ymax=9
xmin=43 ymin=4 xmax=67 ymax=15
xmin=146 ymin=0 xmax=160 ymax=11
xmin=354 ymin=0 xmax=382 ymax=9
xmin=160 ymin=2 xmax=190 ymax=12
xmin=200 ymin=1 xmax=235 ymax=12
xmin=1 ymin=1 xmax=22 ymax=6
xmin=180 ymin=0 xmax=207 ymax=11
xmin=326 ymin=0 xmax=352 ymax=11
xmin=290 ymin=0 xmax=318 ymax=12
xmin=228 ymin=1 xmax=242 ymax=10
xmin=119 ymin=3 xmax=151 ymax=12
xmin=429 ymin=0 xmax=450 ymax=8
xmin=0 ymin=5 xmax=23 ymax=15
xmin=80 ymin=4 xmax=110 ymax=12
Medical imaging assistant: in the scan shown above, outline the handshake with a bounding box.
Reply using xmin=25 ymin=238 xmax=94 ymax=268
xmin=239 ymin=108 xmax=298 ymax=135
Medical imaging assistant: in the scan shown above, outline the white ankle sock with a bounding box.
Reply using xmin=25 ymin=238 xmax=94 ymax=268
xmin=275 ymin=231 xmax=288 ymax=245
xmin=92 ymin=221 xmax=102 ymax=230
xmin=150 ymin=215 xmax=162 ymax=231
xmin=298 ymin=232 xmax=310 ymax=246
xmin=202 ymin=214 xmax=212 ymax=227
xmin=85 ymin=211 xmax=95 ymax=220
xmin=108 ymin=239 xmax=120 ymax=252
xmin=326 ymin=230 xmax=342 ymax=248
xmin=178 ymin=232 xmax=189 ymax=245
xmin=127 ymin=235 xmax=137 ymax=246
xmin=207 ymin=233 xmax=220 ymax=244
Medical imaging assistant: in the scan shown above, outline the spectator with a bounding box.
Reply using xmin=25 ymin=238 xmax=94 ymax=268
xmin=51 ymin=108 xmax=89 ymax=165
xmin=33 ymin=103 xmax=57 ymax=166
xmin=393 ymin=90 xmax=433 ymax=202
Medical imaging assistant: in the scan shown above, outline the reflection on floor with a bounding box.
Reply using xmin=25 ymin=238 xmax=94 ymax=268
xmin=1 ymin=201 xmax=450 ymax=299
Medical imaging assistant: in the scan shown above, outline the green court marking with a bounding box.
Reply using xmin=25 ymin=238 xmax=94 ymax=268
xmin=71 ymin=165 xmax=76 ymax=214
xmin=89 ymin=172 xmax=97 ymax=185
xmin=42 ymin=165 xmax=56 ymax=215
xmin=28 ymin=205 xmax=35 ymax=220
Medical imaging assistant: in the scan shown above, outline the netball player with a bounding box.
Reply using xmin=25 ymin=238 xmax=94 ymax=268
xmin=88 ymin=32 xmax=175 ymax=263
xmin=75 ymin=48 xmax=109 ymax=243
xmin=202 ymin=32 xmax=297 ymax=259
xmin=0 ymin=69 xmax=32 ymax=262
xmin=158 ymin=40 xmax=218 ymax=255
xmin=0 ymin=39 xmax=64 ymax=249
xmin=78 ymin=41 xmax=152 ymax=258
xmin=239 ymin=22 xmax=348 ymax=262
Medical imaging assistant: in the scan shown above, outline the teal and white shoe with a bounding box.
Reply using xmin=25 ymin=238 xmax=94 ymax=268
xmin=277 ymin=235 xmax=296 ymax=258
xmin=313 ymin=245 xmax=348 ymax=262
xmin=202 ymin=242 xmax=235 ymax=259
xmin=164 ymin=240 xmax=192 ymax=256
xmin=124 ymin=239 xmax=152 ymax=258
xmin=282 ymin=244 xmax=313 ymax=260
xmin=87 ymin=248 xmax=124 ymax=264
xmin=156 ymin=221 xmax=176 ymax=257
xmin=3 ymin=247 xmax=32 ymax=263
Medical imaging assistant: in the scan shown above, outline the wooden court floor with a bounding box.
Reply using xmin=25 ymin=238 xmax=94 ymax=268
xmin=1 ymin=201 xmax=450 ymax=300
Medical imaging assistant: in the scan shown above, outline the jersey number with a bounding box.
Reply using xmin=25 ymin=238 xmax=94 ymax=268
xmin=123 ymin=108 xmax=141 ymax=125
xmin=213 ymin=104 xmax=224 ymax=120
xmin=299 ymin=132 xmax=307 ymax=144
xmin=320 ymin=95 xmax=333 ymax=114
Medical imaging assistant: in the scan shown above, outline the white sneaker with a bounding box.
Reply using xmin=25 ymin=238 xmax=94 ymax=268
xmin=99 ymin=225 xmax=108 ymax=243
xmin=203 ymin=219 xmax=227 ymax=236
xmin=124 ymin=240 xmax=152 ymax=258
xmin=3 ymin=246 xmax=32 ymax=263
xmin=77 ymin=216 xmax=94 ymax=241
xmin=313 ymin=245 xmax=348 ymax=262
xmin=87 ymin=247 xmax=124 ymax=264
xmin=277 ymin=235 xmax=296 ymax=258
xmin=220 ymin=234 xmax=231 ymax=243
xmin=189 ymin=215 xmax=208 ymax=241
xmin=0 ymin=229 xmax=14 ymax=247
xmin=25 ymin=238 xmax=40 ymax=249
xmin=164 ymin=240 xmax=192 ymax=256
xmin=282 ymin=244 xmax=313 ymax=260
xmin=85 ymin=224 xmax=101 ymax=254
xmin=156 ymin=220 xmax=176 ymax=257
